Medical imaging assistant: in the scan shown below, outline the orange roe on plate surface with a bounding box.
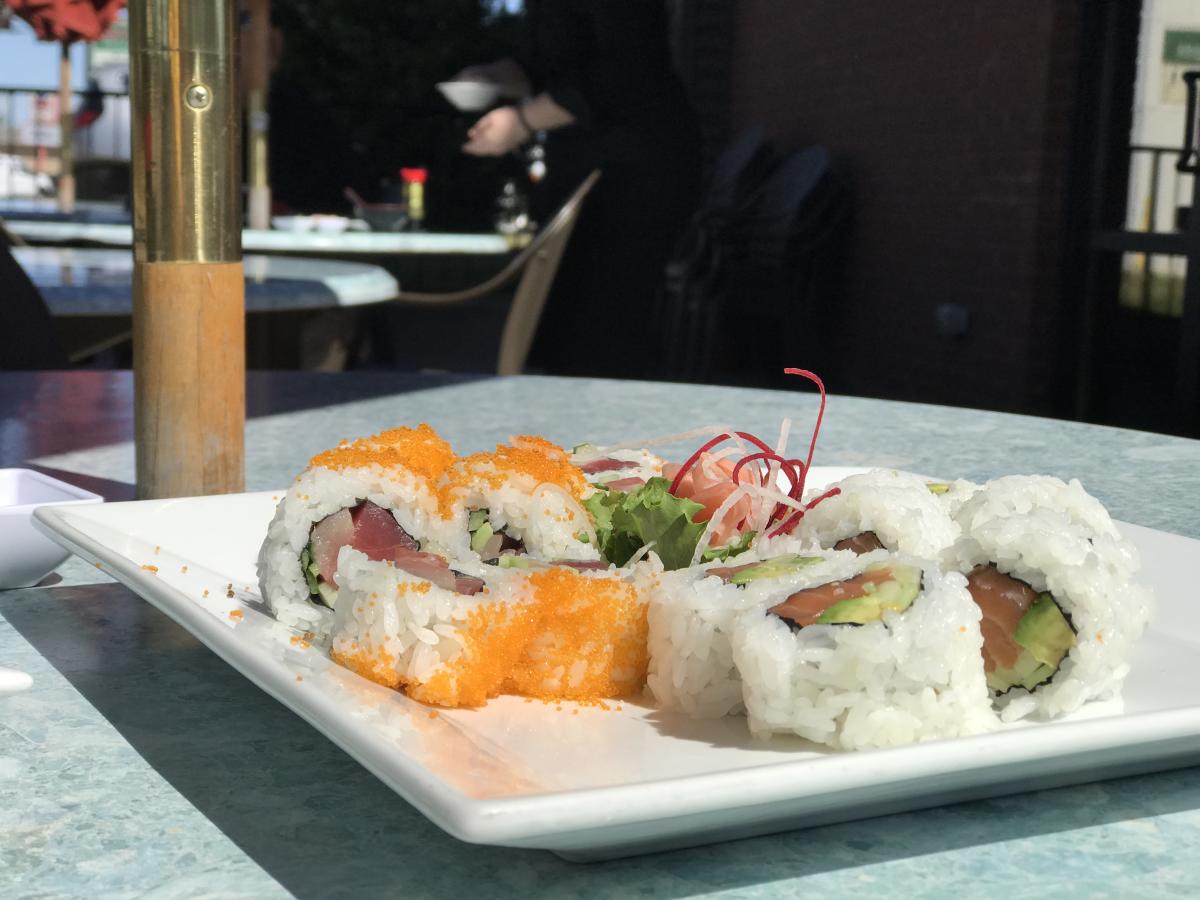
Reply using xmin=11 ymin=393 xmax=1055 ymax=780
xmin=228 ymin=609 xmax=243 ymax=621
xmin=440 ymin=437 xmax=589 ymax=513
xmin=308 ymin=424 xmax=456 ymax=482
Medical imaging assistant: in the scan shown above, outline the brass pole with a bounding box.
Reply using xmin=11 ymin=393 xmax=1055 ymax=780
xmin=58 ymin=42 xmax=75 ymax=213
xmin=244 ymin=0 xmax=271 ymax=229
xmin=130 ymin=0 xmax=245 ymax=498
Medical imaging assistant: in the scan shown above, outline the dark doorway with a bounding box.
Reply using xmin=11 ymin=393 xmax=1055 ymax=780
xmin=1071 ymin=0 xmax=1200 ymax=437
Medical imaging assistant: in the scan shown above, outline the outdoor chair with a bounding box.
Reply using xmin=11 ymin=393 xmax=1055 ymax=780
xmin=388 ymin=169 xmax=600 ymax=375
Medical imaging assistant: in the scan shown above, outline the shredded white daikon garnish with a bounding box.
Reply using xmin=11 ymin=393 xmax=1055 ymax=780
xmin=625 ymin=540 xmax=657 ymax=566
xmin=774 ymin=418 xmax=793 ymax=459
xmin=534 ymin=482 xmax=597 ymax=545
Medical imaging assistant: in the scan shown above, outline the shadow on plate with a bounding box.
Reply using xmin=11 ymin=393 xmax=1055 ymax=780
xmin=4 ymin=583 xmax=1200 ymax=897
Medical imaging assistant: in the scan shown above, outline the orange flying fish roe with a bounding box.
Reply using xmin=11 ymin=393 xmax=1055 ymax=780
xmin=503 ymin=568 xmax=648 ymax=703
xmin=228 ymin=609 xmax=243 ymax=621
xmin=331 ymin=644 xmax=402 ymax=690
xmin=410 ymin=601 xmax=543 ymax=708
xmin=508 ymin=435 xmax=569 ymax=459
xmin=308 ymin=423 xmax=456 ymax=481
xmin=440 ymin=437 xmax=588 ymax=513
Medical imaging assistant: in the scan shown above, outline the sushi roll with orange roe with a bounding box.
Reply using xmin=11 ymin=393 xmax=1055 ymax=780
xmin=441 ymin=436 xmax=602 ymax=567
xmin=329 ymin=548 xmax=542 ymax=708
xmin=504 ymin=565 xmax=652 ymax=702
xmin=329 ymin=551 xmax=651 ymax=707
xmin=257 ymin=424 xmax=463 ymax=639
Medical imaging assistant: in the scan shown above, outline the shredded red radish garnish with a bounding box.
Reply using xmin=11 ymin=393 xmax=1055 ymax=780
xmin=667 ymin=368 xmax=833 ymax=544
xmin=768 ymin=486 xmax=841 ymax=538
xmin=668 ymin=431 xmax=775 ymax=496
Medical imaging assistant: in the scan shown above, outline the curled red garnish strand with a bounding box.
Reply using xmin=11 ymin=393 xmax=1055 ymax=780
xmin=667 ymin=368 xmax=831 ymax=543
xmin=782 ymin=368 xmax=826 ymax=504
xmin=731 ymin=451 xmax=802 ymax=524
xmin=668 ymin=430 xmax=775 ymax=496
xmin=767 ymin=486 xmax=842 ymax=538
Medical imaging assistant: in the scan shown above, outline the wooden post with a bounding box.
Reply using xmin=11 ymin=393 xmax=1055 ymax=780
xmin=244 ymin=0 xmax=272 ymax=230
xmin=58 ymin=42 xmax=75 ymax=214
xmin=130 ymin=0 xmax=245 ymax=498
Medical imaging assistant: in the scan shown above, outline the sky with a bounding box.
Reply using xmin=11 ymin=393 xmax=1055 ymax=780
xmin=0 ymin=19 xmax=90 ymax=89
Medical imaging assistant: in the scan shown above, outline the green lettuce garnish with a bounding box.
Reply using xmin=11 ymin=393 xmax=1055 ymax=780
xmin=583 ymin=477 xmax=754 ymax=570
xmin=700 ymin=529 xmax=756 ymax=563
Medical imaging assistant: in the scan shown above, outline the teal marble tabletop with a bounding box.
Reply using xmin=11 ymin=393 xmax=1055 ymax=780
xmin=3 ymin=372 xmax=1200 ymax=898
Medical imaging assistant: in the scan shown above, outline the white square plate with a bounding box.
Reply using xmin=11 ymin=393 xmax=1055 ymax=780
xmin=33 ymin=469 xmax=1200 ymax=860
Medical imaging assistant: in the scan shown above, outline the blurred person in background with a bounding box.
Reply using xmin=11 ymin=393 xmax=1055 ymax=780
xmin=460 ymin=0 xmax=700 ymax=379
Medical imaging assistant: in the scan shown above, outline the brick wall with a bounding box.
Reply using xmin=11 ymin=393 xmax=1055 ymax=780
xmin=729 ymin=1 xmax=1086 ymax=414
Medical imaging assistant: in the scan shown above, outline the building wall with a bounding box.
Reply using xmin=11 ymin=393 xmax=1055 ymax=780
xmin=729 ymin=1 xmax=1085 ymax=415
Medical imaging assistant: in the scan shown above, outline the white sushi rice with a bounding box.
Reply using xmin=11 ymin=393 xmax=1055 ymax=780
xmin=445 ymin=459 xmax=601 ymax=563
xmin=646 ymin=552 xmax=857 ymax=718
xmin=732 ymin=553 xmax=997 ymax=750
xmin=571 ymin=446 xmax=665 ymax=487
xmin=793 ymin=468 xmax=961 ymax=561
xmin=256 ymin=462 xmax=454 ymax=639
xmin=949 ymin=476 xmax=1155 ymax=722
xmin=931 ymin=478 xmax=981 ymax=517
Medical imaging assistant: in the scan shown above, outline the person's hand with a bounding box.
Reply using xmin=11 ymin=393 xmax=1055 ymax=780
xmin=463 ymin=107 xmax=530 ymax=157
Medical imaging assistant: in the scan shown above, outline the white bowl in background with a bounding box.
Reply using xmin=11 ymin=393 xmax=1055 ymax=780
xmin=436 ymin=80 xmax=502 ymax=112
xmin=0 ymin=469 xmax=102 ymax=589
xmin=311 ymin=214 xmax=351 ymax=234
xmin=271 ymin=215 xmax=315 ymax=233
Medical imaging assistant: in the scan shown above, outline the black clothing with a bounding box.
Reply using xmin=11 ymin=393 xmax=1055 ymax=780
xmin=0 ymin=242 xmax=67 ymax=370
xmin=521 ymin=0 xmax=701 ymax=378
xmin=268 ymin=77 xmax=369 ymax=215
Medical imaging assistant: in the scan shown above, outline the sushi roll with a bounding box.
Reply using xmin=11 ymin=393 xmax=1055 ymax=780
xmin=925 ymin=477 xmax=981 ymax=517
xmin=647 ymin=552 xmax=838 ymax=718
xmin=329 ymin=549 xmax=540 ymax=708
xmin=571 ymin=442 xmax=665 ymax=492
xmin=790 ymin=468 xmax=961 ymax=560
xmin=442 ymin=437 xmax=601 ymax=565
xmin=731 ymin=551 xmax=997 ymax=750
xmin=504 ymin=565 xmax=652 ymax=701
xmin=949 ymin=476 xmax=1154 ymax=722
xmin=257 ymin=424 xmax=459 ymax=638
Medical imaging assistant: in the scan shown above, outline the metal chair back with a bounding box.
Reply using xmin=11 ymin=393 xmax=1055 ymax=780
xmin=393 ymin=170 xmax=600 ymax=375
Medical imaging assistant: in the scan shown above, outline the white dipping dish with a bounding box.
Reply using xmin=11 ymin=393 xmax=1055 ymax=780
xmin=0 ymin=468 xmax=102 ymax=588
xmin=437 ymin=80 xmax=502 ymax=112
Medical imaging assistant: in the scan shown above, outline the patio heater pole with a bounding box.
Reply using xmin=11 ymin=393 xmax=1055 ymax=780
xmin=244 ymin=0 xmax=271 ymax=229
xmin=129 ymin=0 xmax=245 ymax=499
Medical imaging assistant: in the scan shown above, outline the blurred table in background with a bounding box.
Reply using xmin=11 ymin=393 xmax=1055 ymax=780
xmin=6 ymin=221 xmax=531 ymax=372
xmin=0 ymin=199 xmax=132 ymax=225
xmin=14 ymin=246 xmax=398 ymax=369
xmin=3 ymin=219 xmax=523 ymax=256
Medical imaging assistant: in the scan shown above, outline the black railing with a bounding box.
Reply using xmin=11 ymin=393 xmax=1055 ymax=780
xmin=1118 ymin=144 xmax=1194 ymax=315
xmin=0 ymin=85 xmax=130 ymax=201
